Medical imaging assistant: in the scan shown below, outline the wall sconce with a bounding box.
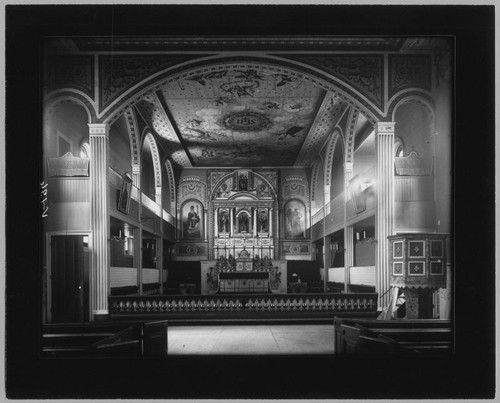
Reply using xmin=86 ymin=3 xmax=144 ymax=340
xmin=111 ymin=230 xmax=127 ymax=243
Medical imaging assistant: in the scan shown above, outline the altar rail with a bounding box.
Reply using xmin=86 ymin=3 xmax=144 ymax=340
xmin=109 ymin=293 xmax=378 ymax=317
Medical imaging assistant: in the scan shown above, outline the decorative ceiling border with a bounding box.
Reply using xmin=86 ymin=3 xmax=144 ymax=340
xmin=100 ymin=55 xmax=383 ymax=126
xmin=295 ymin=93 xmax=347 ymax=167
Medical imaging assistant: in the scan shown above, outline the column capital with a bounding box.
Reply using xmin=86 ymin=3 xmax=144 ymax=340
xmin=131 ymin=164 xmax=141 ymax=175
xmin=344 ymin=162 xmax=354 ymax=173
xmin=375 ymin=121 xmax=395 ymax=134
xmin=88 ymin=123 xmax=109 ymax=137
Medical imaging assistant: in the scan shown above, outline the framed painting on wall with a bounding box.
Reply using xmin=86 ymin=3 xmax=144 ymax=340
xmin=117 ymin=173 xmax=133 ymax=214
xmin=284 ymin=199 xmax=306 ymax=239
xmin=181 ymin=200 xmax=204 ymax=239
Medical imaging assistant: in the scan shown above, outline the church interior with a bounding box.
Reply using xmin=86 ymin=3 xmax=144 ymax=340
xmin=41 ymin=33 xmax=453 ymax=350
xmin=5 ymin=5 xmax=496 ymax=400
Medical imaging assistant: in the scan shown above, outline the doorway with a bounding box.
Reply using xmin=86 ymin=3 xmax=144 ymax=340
xmin=49 ymin=235 xmax=90 ymax=323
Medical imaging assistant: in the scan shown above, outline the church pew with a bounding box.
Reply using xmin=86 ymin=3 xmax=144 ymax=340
xmin=41 ymin=323 xmax=133 ymax=357
xmin=333 ymin=317 xmax=452 ymax=355
xmin=142 ymin=320 xmax=169 ymax=357
xmin=91 ymin=325 xmax=142 ymax=357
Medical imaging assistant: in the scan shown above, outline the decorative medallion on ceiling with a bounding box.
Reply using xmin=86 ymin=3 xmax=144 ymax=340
xmin=159 ymin=64 xmax=326 ymax=167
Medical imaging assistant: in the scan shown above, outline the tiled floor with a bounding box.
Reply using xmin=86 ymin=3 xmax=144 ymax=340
xmin=168 ymin=324 xmax=335 ymax=355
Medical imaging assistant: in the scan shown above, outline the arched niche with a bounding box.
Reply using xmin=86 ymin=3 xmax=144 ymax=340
xmin=44 ymin=101 xmax=90 ymax=162
xmin=393 ymin=100 xmax=434 ymax=158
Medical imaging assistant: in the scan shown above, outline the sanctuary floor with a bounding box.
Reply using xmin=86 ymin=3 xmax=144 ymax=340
xmin=167 ymin=324 xmax=335 ymax=355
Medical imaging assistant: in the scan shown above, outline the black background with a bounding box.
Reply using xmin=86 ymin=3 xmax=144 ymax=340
xmin=5 ymin=5 xmax=496 ymax=399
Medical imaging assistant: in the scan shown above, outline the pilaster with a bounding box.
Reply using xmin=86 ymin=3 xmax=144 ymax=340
xmin=344 ymin=226 xmax=354 ymax=293
xmin=375 ymin=121 xmax=395 ymax=309
xmin=88 ymin=123 xmax=110 ymax=319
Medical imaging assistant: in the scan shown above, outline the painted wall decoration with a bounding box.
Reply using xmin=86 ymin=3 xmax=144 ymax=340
xmin=47 ymin=55 xmax=94 ymax=98
xmin=99 ymin=55 xmax=197 ymax=110
xmin=160 ymin=65 xmax=326 ymax=166
xmin=287 ymin=55 xmax=384 ymax=108
xmin=178 ymin=176 xmax=207 ymax=206
xmin=284 ymin=200 xmax=306 ymax=239
xmin=181 ymin=200 xmax=204 ymax=239
xmin=389 ymin=55 xmax=432 ymax=97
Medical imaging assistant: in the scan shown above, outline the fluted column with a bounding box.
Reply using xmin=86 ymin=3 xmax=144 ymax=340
xmin=343 ymin=162 xmax=354 ymax=293
xmin=230 ymin=208 xmax=234 ymax=236
xmin=132 ymin=163 xmax=143 ymax=295
xmin=253 ymin=208 xmax=257 ymax=236
xmin=89 ymin=123 xmax=110 ymax=320
xmin=344 ymin=226 xmax=354 ymax=293
xmin=375 ymin=122 xmax=395 ymax=309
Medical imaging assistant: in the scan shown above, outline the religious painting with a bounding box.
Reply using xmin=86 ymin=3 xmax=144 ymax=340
xmin=117 ymin=173 xmax=133 ymax=214
xmin=238 ymin=172 xmax=248 ymax=191
xmin=218 ymin=209 xmax=230 ymax=234
xmin=257 ymin=209 xmax=269 ymax=233
xmin=350 ymin=175 xmax=366 ymax=214
xmin=181 ymin=200 xmax=204 ymax=239
xmin=236 ymin=211 xmax=251 ymax=233
xmin=284 ymin=200 xmax=306 ymax=239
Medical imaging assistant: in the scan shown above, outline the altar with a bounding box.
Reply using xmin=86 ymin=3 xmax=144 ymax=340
xmin=200 ymin=256 xmax=288 ymax=295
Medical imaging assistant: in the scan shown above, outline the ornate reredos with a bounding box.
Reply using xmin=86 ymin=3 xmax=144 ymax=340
xmin=209 ymin=169 xmax=278 ymax=201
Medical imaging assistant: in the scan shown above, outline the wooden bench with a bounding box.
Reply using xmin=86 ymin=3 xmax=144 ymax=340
xmin=334 ymin=317 xmax=452 ymax=355
xmin=41 ymin=323 xmax=132 ymax=357
xmin=91 ymin=321 xmax=169 ymax=357
xmin=91 ymin=325 xmax=142 ymax=357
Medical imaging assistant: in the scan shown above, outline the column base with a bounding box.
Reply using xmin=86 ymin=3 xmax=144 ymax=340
xmin=93 ymin=312 xmax=110 ymax=322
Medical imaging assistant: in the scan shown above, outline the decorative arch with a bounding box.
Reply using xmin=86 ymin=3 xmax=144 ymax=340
xmin=343 ymin=106 xmax=360 ymax=166
xmin=164 ymin=159 xmax=176 ymax=215
xmin=142 ymin=131 xmax=162 ymax=189
xmin=388 ymin=92 xmax=436 ymax=135
xmin=324 ymin=128 xmax=343 ymax=186
xmin=101 ymin=56 xmax=381 ymax=127
xmin=124 ymin=107 xmax=141 ymax=167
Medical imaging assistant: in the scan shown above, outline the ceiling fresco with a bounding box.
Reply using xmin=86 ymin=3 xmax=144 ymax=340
xmin=159 ymin=67 xmax=326 ymax=167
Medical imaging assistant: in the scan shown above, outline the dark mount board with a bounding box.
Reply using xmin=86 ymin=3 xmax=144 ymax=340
xmin=5 ymin=4 xmax=495 ymax=399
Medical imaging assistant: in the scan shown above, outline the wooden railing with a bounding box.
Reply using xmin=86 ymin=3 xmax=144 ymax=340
xmin=109 ymin=293 xmax=378 ymax=316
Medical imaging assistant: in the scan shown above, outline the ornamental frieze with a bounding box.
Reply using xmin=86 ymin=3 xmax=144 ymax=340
xmin=99 ymin=55 xmax=198 ymax=110
xmin=46 ymin=55 xmax=94 ymax=98
xmin=282 ymin=242 xmax=311 ymax=255
xmin=282 ymin=175 xmax=308 ymax=201
xmin=178 ymin=176 xmax=207 ymax=206
xmin=389 ymin=55 xmax=432 ymax=97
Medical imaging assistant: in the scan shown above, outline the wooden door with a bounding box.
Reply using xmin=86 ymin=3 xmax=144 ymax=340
xmin=50 ymin=235 xmax=89 ymax=323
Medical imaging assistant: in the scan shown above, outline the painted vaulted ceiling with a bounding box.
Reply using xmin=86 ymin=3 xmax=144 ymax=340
xmin=45 ymin=36 xmax=443 ymax=168
xmin=159 ymin=67 xmax=326 ymax=167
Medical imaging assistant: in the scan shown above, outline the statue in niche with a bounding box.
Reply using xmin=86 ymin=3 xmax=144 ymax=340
xmin=219 ymin=211 xmax=229 ymax=233
xmin=239 ymin=174 xmax=248 ymax=191
xmin=258 ymin=210 xmax=269 ymax=233
xmin=238 ymin=213 xmax=250 ymax=232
